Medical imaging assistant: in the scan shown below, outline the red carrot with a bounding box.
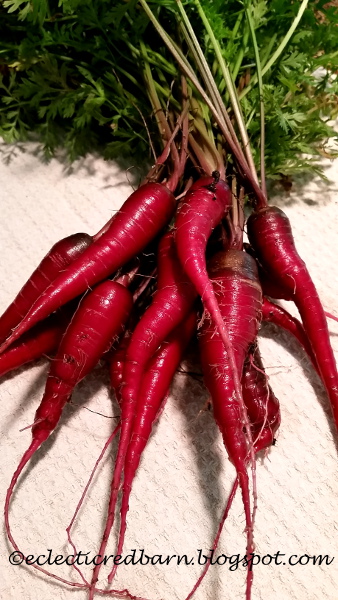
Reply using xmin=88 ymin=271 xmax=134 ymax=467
xmin=198 ymin=249 xmax=262 ymax=600
xmin=66 ymin=423 xmax=122 ymax=587
xmin=244 ymin=243 xmax=293 ymax=301
xmin=262 ymin=297 xmax=318 ymax=371
xmin=120 ymin=230 xmax=196 ymax=452
xmin=174 ymin=174 xmax=251 ymax=451
xmin=242 ymin=344 xmax=281 ymax=453
xmin=5 ymin=280 xmax=133 ymax=574
xmin=174 ymin=176 xmax=232 ymax=335
xmin=0 ymin=182 xmax=176 ymax=353
xmin=325 ymin=311 xmax=338 ymax=324
xmin=109 ymin=332 xmax=132 ymax=408
xmin=106 ymin=311 xmax=197 ymax=585
xmin=247 ymin=206 xmax=338 ymax=431
xmin=185 ymin=345 xmax=280 ymax=599
xmin=0 ymin=232 xmax=92 ymax=344
xmin=0 ymin=313 xmax=65 ymax=377
xmin=89 ymin=231 xmax=197 ymax=591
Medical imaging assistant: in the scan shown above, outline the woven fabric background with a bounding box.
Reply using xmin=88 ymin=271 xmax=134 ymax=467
xmin=0 ymin=141 xmax=337 ymax=600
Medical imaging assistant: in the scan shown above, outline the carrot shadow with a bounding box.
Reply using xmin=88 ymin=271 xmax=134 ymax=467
xmin=172 ymin=340 xmax=234 ymax=600
xmin=0 ymin=139 xmax=149 ymax=189
xmin=0 ymin=362 xmax=50 ymax=434
xmin=3 ymin=362 xmax=118 ymax=511
xmin=3 ymin=361 xmax=122 ymax=586
xmin=266 ymin=161 xmax=338 ymax=207
xmin=258 ymin=322 xmax=338 ymax=454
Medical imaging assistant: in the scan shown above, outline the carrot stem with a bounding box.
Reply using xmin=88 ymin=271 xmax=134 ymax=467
xmin=192 ymin=0 xmax=258 ymax=185
xmin=245 ymin=2 xmax=266 ymax=200
xmin=239 ymin=0 xmax=310 ymax=100
xmin=139 ymin=0 xmax=267 ymax=207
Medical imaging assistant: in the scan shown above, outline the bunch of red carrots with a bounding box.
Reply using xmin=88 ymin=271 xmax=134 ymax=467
xmin=1 ymin=1 xmax=338 ymax=599
xmin=2 ymin=162 xmax=337 ymax=599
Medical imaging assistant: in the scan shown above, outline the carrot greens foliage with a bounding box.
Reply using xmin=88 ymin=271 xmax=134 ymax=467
xmin=0 ymin=0 xmax=337 ymax=183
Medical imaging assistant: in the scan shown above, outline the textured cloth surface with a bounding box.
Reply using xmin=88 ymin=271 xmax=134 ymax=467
xmin=0 ymin=142 xmax=337 ymax=600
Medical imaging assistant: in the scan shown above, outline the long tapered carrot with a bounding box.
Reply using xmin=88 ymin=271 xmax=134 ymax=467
xmin=106 ymin=311 xmax=197 ymax=586
xmin=89 ymin=232 xmax=197 ymax=592
xmin=198 ymin=249 xmax=262 ymax=600
xmin=0 ymin=183 xmax=175 ymax=354
xmin=247 ymin=206 xmax=338 ymax=431
xmin=5 ymin=280 xmax=133 ymax=583
xmin=185 ymin=342 xmax=281 ymax=599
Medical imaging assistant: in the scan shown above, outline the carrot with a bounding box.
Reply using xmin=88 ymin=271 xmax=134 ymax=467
xmin=120 ymin=230 xmax=196 ymax=449
xmin=0 ymin=232 xmax=92 ymax=344
xmin=242 ymin=344 xmax=281 ymax=453
xmin=0 ymin=182 xmax=176 ymax=353
xmin=0 ymin=313 xmax=65 ymax=378
xmin=247 ymin=206 xmax=338 ymax=431
xmin=185 ymin=345 xmax=280 ymax=599
xmin=174 ymin=174 xmax=232 ymax=329
xmin=262 ymin=297 xmax=318 ymax=371
xmin=198 ymin=248 xmax=262 ymax=600
xmin=4 ymin=280 xmax=133 ymax=574
xmin=66 ymin=423 xmax=122 ymax=587
xmin=174 ymin=173 xmax=251 ymax=452
xmin=89 ymin=230 xmax=197 ymax=591
xmin=244 ymin=243 xmax=293 ymax=301
xmin=109 ymin=332 xmax=132 ymax=408
xmin=106 ymin=311 xmax=197 ymax=586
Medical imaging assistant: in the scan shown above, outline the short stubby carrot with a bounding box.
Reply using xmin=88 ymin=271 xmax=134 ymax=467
xmin=5 ymin=280 xmax=133 ymax=572
xmin=242 ymin=344 xmax=281 ymax=453
xmin=0 ymin=182 xmax=176 ymax=353
xmin=198 ymin=248 xmax=262 ymax=600
xmin=0 ymin=232 xmax=92 ymax=344
xmin=247 ymin=206 xmax=338 ymax=432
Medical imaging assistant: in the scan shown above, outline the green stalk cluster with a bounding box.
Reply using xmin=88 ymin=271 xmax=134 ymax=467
xmin=0 ymin=0 xmax=337 ymax=183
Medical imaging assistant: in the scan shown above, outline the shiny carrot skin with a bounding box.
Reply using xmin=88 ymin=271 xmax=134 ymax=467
xmin=247 ymin=206 xmax=338 ymax=431
xmin=89 ymin=231 xmax=197 ymax=592
xmin=0 ymin=232 xmax=92 ymax=344
xmin=5 ymin=281 xmax=133 ymax=566
xmin=174 ymin=174 xmax=232 ymax=357
xmin=107 ymin=311 xmax=197 ymax=585
xmin=0 ymin=183 xmax=176 ymax=353
xmin=198 ymin=249 xmax=262 ymax=600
